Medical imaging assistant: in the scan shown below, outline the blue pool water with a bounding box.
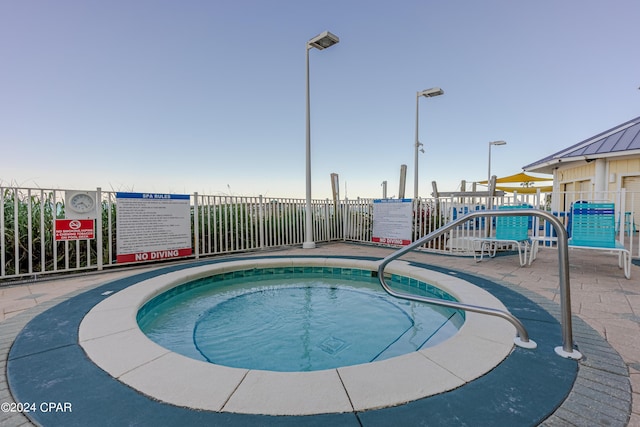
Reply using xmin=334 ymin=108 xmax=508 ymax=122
xmin=138 ymin=268 xmax=464 ymax=372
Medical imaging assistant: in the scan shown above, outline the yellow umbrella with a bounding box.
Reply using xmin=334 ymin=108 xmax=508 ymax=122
xmin=478 ymin=172 xmax=552 ymax=185
xmin=495 ymin=185 xmax=554 ymax=194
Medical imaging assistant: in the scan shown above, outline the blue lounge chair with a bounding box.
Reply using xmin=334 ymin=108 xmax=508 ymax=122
xmin=473 ymin=205 xmax=534 ymax=266
xmin=569 ymin=202 xmax=631 ymax=279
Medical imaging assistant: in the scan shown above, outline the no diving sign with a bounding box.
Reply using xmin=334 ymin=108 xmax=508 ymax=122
xmin=55 ymin=219 xmax=95 ymax=241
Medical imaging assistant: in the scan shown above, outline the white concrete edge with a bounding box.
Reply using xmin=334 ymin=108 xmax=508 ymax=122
xmin=79 ymin=257 xmax=514 ymax=415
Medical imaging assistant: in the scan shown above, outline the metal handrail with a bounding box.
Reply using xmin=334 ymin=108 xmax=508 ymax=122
xmin=377 ymin=208 xmax=583 ymax=359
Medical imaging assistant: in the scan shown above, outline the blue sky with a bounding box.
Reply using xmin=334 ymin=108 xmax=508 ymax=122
xmin=1 ymin=0 xmax=639 ymax=199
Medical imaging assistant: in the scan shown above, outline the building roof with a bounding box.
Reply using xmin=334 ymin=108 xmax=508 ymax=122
xmin=523 ymin=115 xmax=640 ymax=174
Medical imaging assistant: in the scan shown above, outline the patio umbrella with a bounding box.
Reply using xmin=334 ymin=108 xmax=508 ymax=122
xmin=478 ymin=171 xmax=553 ymax=194
xmin=494 ymin=185 xmax=554 ymax=194
xmin=477 ymin=171 xmax=552 ymax=185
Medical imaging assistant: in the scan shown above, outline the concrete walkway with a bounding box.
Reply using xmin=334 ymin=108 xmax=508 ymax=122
xmin=0 ymin=242 xmax=638 ymax=426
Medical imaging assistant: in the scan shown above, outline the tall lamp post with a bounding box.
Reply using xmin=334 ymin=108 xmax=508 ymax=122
xmin=304 ymin=31 xmax=339 ymax=249
xmin=486 ymin=140 xmax=507 ymax=237
xmin=487 ymin=140 xmax=507 ymax=187
xmin=413 ymin=87 xmax=444 ymax=200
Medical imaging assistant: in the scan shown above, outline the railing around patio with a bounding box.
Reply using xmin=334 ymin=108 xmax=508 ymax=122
xmin=1 ymin=186 xmax=637 ymax=281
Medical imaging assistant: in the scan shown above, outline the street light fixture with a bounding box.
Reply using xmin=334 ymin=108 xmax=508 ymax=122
xmin=487 ymin=140 xmax=507 ymax=186
xmin=308 ymin=31 xmax=339 ymax=50
xmin=414 ymin=87 xmax=444 ymax=200
xmin=304 ymin=31 xmax=339 ymax=249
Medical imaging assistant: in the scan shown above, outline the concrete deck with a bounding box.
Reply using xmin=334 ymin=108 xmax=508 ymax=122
xmin=0 ymin=242 xmax=638 ymax=426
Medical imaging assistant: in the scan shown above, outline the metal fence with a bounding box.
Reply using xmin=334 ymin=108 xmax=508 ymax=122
xmin=193 ymin=194 xmax=343 ymax=256
xmin=419 ymin=188 xmax=638 ymax=256
xmin=0 ymin=188 xmax=348 ymax=280
xmin=1 ymin=186 xmax=637 ymax=281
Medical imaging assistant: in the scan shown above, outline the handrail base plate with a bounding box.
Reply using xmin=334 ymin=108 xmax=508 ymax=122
xmin=514 ymin=337 xmax=537 ymax=349
xmin=554 ymin=346 xmax=583 ymax=360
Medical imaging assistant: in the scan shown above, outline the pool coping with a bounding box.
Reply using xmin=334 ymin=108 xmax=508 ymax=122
xmin=78 ymin=257 xmax=516 ymax=415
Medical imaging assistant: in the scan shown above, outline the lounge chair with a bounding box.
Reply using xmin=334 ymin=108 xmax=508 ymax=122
xmin=473 ymin=205 xmax=534 ymax=266
xmin=568 ymin=202 xmax=631 ymax=279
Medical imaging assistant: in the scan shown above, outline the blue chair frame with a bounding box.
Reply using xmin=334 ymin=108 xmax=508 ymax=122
xmin=568 ymin=202 xmax=631 ymax=279
xmin=473 ymin=205 xmax=534 ymax=266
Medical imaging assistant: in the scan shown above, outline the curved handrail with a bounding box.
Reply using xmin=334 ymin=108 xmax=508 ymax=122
xmin=377 ymin=208 xmax=582 ymax=358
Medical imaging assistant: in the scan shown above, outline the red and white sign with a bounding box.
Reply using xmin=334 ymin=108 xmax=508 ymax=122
xmin=55 ymin=219 xmax=95 ymax=241
xmin=372 ymin=199 xmax=413 ymax=246
xmin=116 ymin=248 xmax=193 ymax=263
xmin=371 ymin=236 xmax=412 ymax=245
xmin=115 ymin=192 xmax=192 ymax=263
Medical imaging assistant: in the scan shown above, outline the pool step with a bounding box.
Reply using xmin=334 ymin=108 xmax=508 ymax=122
xmin=372 ymin=310 xmax=464 ymax=361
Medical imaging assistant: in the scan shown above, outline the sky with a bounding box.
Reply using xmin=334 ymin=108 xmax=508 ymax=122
xmin=1 ymin=0 xmax=639 ymax=200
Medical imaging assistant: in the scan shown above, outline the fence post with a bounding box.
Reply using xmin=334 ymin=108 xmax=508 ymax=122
xmin=27 ymin=189 xmax=33 ymax=274
xmin=14 ymin=189 xmax=20 ymax=274
xmin=193 ymin=193 xmax=199 ymax=259
xmin=324 ymin=198 xmax=330 ymax=242
xmin=39 ymin=189 xmax=45 ymax=273
xmin=618 ymin=188 xmax=625 ymax=242
xmin=259 ymin=195 xmax=265 ymax=249
xmin=96 ymin=187 xmax=103 ymax=270
xmin=342 ymin=198 xmax=349 ymax=241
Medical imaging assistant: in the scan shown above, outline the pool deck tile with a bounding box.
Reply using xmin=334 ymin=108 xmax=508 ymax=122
xmin=421 ymin=332 xmax=513 ymax=382
xmin=77 ymin=306 xmax=135 ymax=341
xmin=80 ymin=328 xmax=170 ymax=378
xmin=224 ymin=369 xmax=353 ymax=415
xmin=120 ymin=351 xmax=248 ymax=412
xmin=337 ymin=351 xmax=465 ymax=412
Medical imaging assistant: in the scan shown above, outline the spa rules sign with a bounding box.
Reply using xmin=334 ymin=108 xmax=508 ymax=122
xmin=372 ymin=199 xmax=413 ymax=246
xmin=115 ymin=192 xmax=192 ymax=263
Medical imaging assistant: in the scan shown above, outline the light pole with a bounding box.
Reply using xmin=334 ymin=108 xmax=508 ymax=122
xmin=486 ymin=140 xmax=506 ymax=236
xmin=413 ymin=87 xmax=444 ymax=200
xmin=304 ymin=31 xmax=339 ymax=249
xmin=487 ymin=140 xmax=507 ymax=187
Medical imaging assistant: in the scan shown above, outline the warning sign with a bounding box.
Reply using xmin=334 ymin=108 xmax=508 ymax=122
xmin=372 ymin=199 xmax=413 ymax=246
xmin=115 ymin=192 xmax=192 ymax=263
xmin=55 ymin=219 xmax=95 ymax=241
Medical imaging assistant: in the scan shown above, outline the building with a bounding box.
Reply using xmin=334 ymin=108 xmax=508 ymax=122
xmin=523 ymin=115 xmax=640 ymax=228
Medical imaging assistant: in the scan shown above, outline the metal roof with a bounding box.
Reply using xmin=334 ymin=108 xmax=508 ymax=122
xmin=523 ymin=115 xmax=640 ymax=174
